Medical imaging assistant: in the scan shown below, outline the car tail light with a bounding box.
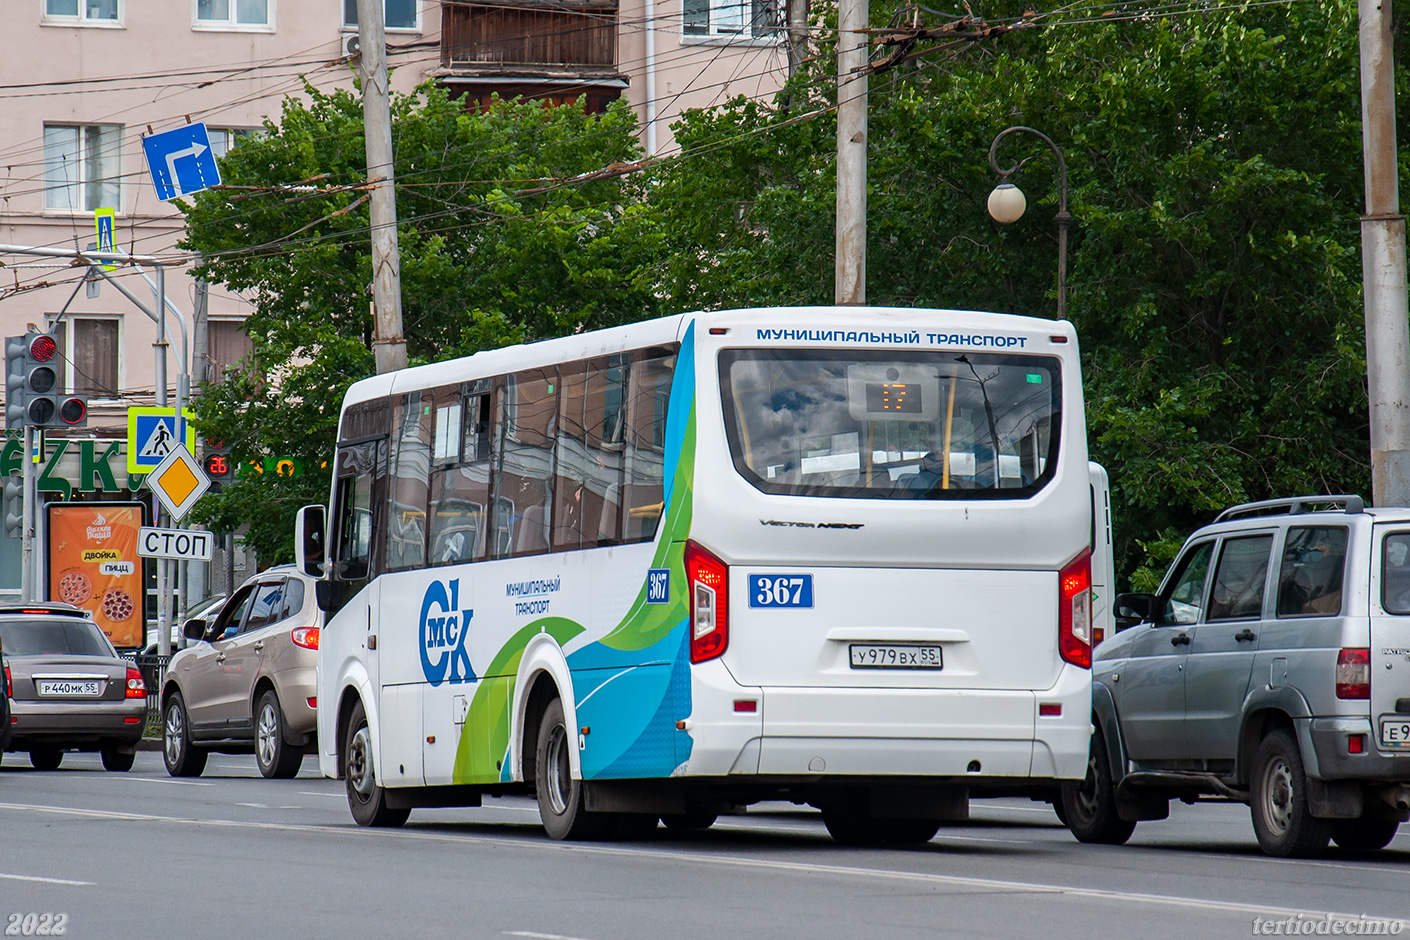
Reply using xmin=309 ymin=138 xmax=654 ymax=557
xmin=3 ymin=664 xmax=10 ymax=698
xmin=291 ymin=627 xmax=320 ymax=650
xmin=125 ymin=667 xmax=146 ymax=699
xmin=685 ymin=540 xmax=728 ymax=663
xmin=1058 ymin=549 xmax=1092 ymax=669
xmin=1336 ymin=648 xmax=1370 ymax=699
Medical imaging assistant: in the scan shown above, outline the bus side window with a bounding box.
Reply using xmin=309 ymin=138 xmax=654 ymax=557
xmin=386 ymin=391 xmax=433 ymax=572
xmin=621 ymin=351 xmax=674 ymax=542
xmin=494 ymin=368 xmax=556 ymax=558
xmin=553 ymin=356 xmax=627 ymax=551
xmin=429 ymin=389 xmax=491 ymax=566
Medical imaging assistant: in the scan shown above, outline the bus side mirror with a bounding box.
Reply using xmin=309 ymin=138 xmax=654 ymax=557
xmin=1114 ymin=592 xmax=1156 ymax=629
xmin=295 ymin=504 xmax=327 ymax=580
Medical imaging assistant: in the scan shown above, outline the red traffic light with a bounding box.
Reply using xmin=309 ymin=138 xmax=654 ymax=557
xmin=28 ymin=334 xmax=56 ymax=362
xmin=203 ymin=453 xmax=232 ymax=478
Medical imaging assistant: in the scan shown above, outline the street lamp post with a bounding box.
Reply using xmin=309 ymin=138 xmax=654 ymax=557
xmin=987 ymin=126 xmax=1071 ymax=321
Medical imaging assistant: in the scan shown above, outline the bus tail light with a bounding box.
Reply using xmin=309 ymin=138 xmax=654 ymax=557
xmin=685 ymin=540 xmax=728 ymax=663
xmin=1336 ymin=648 xmax=1370 ymax=699
xmin=1058 ymin=549 xmax=1092 ymax=669
xmin=291 ymin=627 xmax=320 ymax=650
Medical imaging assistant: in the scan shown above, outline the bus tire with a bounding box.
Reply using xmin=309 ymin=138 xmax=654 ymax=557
xmin=535 ymin=699 xmax=617 ymax=841
xmin=661 ymin=812 xmax=718 ymax=831
xmin=612 ymin=814 xmax=660 ymax=840
xmin=821 ymin=805 xmax=885 ymax=845
xmin=1250 ymin=729 xmax=1331 ymax=858
xmin=1060 ymin=725 xmax=1135 ymax=845
xmin=344 ymin=700 xmax=410 ymax=828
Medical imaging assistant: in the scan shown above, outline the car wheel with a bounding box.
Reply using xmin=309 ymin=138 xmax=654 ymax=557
xmin=660 ymin=812 xmax=718 ymax=831
xmin=29 ymin=747 xmax=62 ymax=771
xmin=1060 ymin=725 xmax=1136 ymax=845
xmin=344 ymin=699 xmax=410 ymax=828
xmin=1250 ymin=728 xmax=1332 ymax=858
xmin=163 ymin=691 xmax=207 ymax=777
xmin=256 ymin=690 xmax=303 ymax=779
xmin=1332 ymin=816 xmax=1400 ymax=851
xmin=535 ymin=699 xmax=617 ymax=841
xmin=100 ymin=745 xmax=135 ymax=772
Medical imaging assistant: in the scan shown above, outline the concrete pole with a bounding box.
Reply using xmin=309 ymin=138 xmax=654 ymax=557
xmin=834 ymin=0 xmax=867 ymax=305
xmin=1358 ymin=0 xmax=1410 ymax=507
xmin=357 ymin=0 xmax=408 ymax=374
xmin=787 ymin=0 xmax=808 ymax=78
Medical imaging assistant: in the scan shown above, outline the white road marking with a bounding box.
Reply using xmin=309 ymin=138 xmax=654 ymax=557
xmin=122 ymin=776 xmax=214 ymax=787
xmin=0 ymin=871 xmax=94 ymax=886
xmin=298 ymin=791 xmax=345 ymax=798
xmin=506 ymin=932 xmax=601 ymax=940
xmin=0 ymin=800 xmax=1403 ymax=925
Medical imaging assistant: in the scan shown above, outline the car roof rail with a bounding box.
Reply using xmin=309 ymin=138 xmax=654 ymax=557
xmin=1214 ymin=494 xmax=1365 ymax=523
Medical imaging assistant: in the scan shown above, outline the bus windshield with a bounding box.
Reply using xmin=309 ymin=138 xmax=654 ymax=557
xmin=719 ymin=349 xmax=1061 ymax=500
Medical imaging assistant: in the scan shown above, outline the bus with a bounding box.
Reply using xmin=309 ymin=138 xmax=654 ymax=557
xmin=296 ymin=305 xmax=1097 ymax=843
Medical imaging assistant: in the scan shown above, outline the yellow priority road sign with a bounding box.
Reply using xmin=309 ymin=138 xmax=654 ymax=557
xmin=148 ymin=444 xmax=210 ymax=522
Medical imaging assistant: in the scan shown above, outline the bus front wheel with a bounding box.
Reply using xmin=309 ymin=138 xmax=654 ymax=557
xmin=344 ymin=700 xmax=410 ymax=828
xmin=535 ymin=699 xmax=618 ymax=841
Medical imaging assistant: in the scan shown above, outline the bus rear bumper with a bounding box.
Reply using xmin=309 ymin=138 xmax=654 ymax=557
xmin=682 ymin=660 xmax=1091 ymax=781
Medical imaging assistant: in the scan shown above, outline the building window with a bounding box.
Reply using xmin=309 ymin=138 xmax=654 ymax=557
xmin=683 ymin=0 xmax=777 ymax=38
xmin=44 ymin=0 xmax=120 ymax=22
xmin=207 ymin=318 xmax=254 ymax=384
xmin=344 ymin=0 xmax=418 ymax=31
xmin=43 ymin=124 xmax=120 ymax=213
xmin=207 ymin=128 xmax=257 ymax=160
xmin=196 ymin=0 xmax=270 ymax=28
xmin=59 ymin=318 xmax=121 ymax=399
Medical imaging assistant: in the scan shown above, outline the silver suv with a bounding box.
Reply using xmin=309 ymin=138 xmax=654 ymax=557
xmin=160 ymin=566 xmax=320 ymax=778
xmin=1063 ymin=496 xmax=1410 ymax=857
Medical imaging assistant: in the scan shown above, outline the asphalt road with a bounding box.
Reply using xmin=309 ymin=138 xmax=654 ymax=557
xmin=1 ymin=751 xmax=1408 ymax=940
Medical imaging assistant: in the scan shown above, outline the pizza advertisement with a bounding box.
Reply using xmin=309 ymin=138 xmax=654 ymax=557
xmin=47 ymin=502 xmax=147 ymax=649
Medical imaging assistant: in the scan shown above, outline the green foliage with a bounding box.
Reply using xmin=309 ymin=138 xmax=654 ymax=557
xmin=180 ymin=82 xmax=660 ymax=562
xmin=653 ymin=0 xmax=1377 ymax=586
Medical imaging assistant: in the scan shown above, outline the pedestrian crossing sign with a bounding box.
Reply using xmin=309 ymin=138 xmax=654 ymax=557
xmin=127 ymin=407 xmax=196 ymax=475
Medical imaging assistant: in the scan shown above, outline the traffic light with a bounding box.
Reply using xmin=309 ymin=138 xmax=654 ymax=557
xmin=4 ymin=332 xmax=86 ymax=429
xmin=1 ymin=474 xmax=19 ymax=540
xmin=202 ymin=440 xmax=233 ymax=490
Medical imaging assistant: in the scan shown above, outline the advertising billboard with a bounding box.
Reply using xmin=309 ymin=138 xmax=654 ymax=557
xmin=47 ymin=502 xmax=146 ymax=648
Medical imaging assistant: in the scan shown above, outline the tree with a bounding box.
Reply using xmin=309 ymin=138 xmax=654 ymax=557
xmin=180 ymin=81 xmax=663 ymax=562
xmin=653 ymin=0 xmax=1377 ymax=586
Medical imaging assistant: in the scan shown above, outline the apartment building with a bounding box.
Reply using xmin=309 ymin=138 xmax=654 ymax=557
xmin=0 ymin=0 xmax=785 ymax=602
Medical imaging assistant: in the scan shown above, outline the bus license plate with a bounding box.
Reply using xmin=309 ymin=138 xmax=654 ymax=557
xmin=37 ymin=679 xmax=101 ymax=696
xmin=1380 ymin=717 xmax=1410 ymax=747
xmin=849 ymin=644 xmax=942 ymax=669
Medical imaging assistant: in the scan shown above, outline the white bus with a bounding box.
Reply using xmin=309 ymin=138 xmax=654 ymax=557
xmin=296 ymin=306 xmax=1097 ymax=843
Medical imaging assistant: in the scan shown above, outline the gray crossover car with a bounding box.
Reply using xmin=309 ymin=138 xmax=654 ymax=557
xmin=161 ymin=566 xmax=320 ymax=778
xmin=0 ymin=603 xmax=147 ymax=770
xmin=1064 ymin=495 xmax=1410 ymax=857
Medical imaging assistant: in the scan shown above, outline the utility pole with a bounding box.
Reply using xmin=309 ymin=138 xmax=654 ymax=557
xmin=834 ymin=0 xmax=867 ymax=305
xmin=1358 ymin=0 xmax=1410 ymax=507
xmin=357 ymin=0 xmax=408 ymax=374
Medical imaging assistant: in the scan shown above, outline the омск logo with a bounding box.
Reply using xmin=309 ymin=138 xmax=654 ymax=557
xmin=420 ymin=579 xmax=475 ymax=686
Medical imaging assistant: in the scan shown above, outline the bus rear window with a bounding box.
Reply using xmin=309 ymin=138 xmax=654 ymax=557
xmin=719 ymin=349 xmax=1061 ymax=500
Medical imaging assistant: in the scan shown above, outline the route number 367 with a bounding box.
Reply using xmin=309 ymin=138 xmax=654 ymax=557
xmin=748 ymin=574 xmax=814 ymax=608
xmin=5 ymin=913 xmax=67 ymax=937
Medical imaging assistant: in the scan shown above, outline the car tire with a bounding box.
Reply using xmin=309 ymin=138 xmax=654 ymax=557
xmin=100 ymin=745 xmax=135 ymax=772
xmin=535 ymin=699 xmax=617 ymax=841
xmin=29 ymin=747 xmax=62 ymax=771
xmin=163 ymin=691 xmax=208 ymax=778
xmin=1060 ymin=725 xmax=1136 ymax=845
xmin=255 ymin=690 xmax=303 ymax=779
xmin=1332 ymin=816 xmax=1400 ymax=851
xmin=660 ymin=812 xmax=718 ymax=831
xmin=344 ymin=699 xmax=410 ymax=828
xmin=1250 ymin=728 xmax=1332 ymax=858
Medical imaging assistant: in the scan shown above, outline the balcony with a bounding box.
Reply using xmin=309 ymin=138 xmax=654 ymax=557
xmin=436 ymin=0 xmax=626 ymax=112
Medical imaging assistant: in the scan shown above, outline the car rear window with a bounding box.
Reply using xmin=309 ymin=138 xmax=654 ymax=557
xmin=0 ymin=618 xmax=114 ymax=656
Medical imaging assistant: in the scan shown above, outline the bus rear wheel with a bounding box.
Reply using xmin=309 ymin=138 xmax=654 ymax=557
xmin=344 ymin=700 xmax=410 ymax=828
xmin=535 ymin=699 xmax=617 ymax=841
